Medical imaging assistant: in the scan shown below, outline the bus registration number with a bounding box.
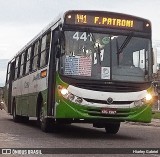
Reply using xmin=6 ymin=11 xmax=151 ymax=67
xmin=101 ymin=108 xmax=117 ymax=115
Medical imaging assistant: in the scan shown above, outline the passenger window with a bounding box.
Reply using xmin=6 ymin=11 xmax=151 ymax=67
xmin=14 ymin=56 xmax=21 ymax=79
xmin=17 ymin=55 xmax=21 ymax=78
xmin=39 ymin=32 xmax=51 ymax=67
xmin=20 ymin=52 xmax=25 ymax=77
xmin=14 ymin=58 xmax=19 ymax=79
xmin=25 ymin=47 xmax=32 ymax=74
xmin=6 ymin=63 xmax=11 ymax=83
xmin=41 ymin=36 xmax=47 ymax=52
xmin=31 ymin=41 xmax=39 ymax=71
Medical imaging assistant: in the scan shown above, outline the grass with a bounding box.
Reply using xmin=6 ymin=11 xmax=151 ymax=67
xmin=152 ymin=111 xmax=160 ymax=119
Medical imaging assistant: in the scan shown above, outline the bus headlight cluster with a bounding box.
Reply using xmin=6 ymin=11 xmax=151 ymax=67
xmin=58 ymin=85 xmax=83 ymax=104
xmin=75 ymin=97 xmax=83 ymax=104
xmin=134 ymin=99 xmax=145 ymax=107
xmin=134 ymin=93 xmax=153 ymax=107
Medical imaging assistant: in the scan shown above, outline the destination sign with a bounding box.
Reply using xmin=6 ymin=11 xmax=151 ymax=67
xmin=65 ymin=11 xmax=151 ymax=32
xmin=76 ymin=15 xmax=134 ymax=28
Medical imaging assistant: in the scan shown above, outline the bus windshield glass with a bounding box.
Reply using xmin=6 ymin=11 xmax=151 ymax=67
xmin=59 ymin=31 xmax=152 ymax=82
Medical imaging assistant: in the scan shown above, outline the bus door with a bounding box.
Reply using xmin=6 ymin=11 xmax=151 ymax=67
xmin=47 ymin=30 xmax=59 ymax=116
xmin=7 ymin=60 xmax=15 ymax=113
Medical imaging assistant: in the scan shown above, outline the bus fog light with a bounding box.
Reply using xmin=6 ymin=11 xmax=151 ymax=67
xmin=75 ymin=97 xmax=83 ymax=104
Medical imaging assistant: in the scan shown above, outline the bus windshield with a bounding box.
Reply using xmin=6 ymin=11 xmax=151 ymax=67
xmin=59 ymin=31 xmax=152 ymax=82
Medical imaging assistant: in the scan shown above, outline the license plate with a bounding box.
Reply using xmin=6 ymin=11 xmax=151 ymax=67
xmin=101 ymin=108 xmax=117 ymax=115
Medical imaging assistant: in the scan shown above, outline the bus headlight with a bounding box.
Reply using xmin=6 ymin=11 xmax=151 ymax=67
xmin=134 ymin=93 xmax=153 ymax=107
xmin=61 ymin=88 xmax=68 ymax=96
xmin=58 ymin=85 xmax=83 ymax=104
xmin=58 ymin=85 xmax=69 ymax=97
xmin=145 ymin=93 xmax=152 ymax=101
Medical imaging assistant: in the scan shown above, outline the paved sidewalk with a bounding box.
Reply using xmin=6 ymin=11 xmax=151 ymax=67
xmin=150 ymin=119 xmax=160 ymax=127
xmin=126 ymin=119 xmax=160 ymax=127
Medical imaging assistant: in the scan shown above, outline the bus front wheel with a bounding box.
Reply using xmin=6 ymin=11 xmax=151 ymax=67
xmin=105 ymin=122 xmax=120 ymax=134
xmin=39 ymin=106 xmax=53 ymax=132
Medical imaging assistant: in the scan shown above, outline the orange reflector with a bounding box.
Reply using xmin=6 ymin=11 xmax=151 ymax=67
xmin=41 ymin=70 xmax=47 ymax=78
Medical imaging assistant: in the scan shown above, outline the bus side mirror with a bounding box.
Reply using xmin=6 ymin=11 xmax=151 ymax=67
xmin=54 ymin=30 xmax=65 ymax=58
xmin=56 ymin=44 xmax=61 ymax=58
xmin=53 ymin=30 xmax=61 ymax=58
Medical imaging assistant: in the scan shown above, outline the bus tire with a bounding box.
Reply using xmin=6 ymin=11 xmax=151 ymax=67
xmin=105 ymin=122 xmax=120 ymax=134
xmin=20 ymin=116 xmax=29 ymax=123
xmin=39 ymin=104 xmax=53 ymax=132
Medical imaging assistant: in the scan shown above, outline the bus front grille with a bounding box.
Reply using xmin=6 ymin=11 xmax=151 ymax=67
xmin=84 ymin=98 xmax=133 ymax=105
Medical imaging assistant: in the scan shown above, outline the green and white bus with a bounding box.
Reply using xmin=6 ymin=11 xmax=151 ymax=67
xmin=4 ymin=10 xmax=154 ymax=134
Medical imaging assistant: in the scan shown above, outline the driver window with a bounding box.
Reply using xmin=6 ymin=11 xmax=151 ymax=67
xmin=133 ymin=49 xmax=145 ymax=69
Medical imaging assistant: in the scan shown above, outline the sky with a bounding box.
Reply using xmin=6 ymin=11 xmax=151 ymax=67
xmin=0 ymin=0 xmax=160 ymax=59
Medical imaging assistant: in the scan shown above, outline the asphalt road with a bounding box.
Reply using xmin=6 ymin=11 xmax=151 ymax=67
xmin=0 ymin=109 xmax=160 ymax=157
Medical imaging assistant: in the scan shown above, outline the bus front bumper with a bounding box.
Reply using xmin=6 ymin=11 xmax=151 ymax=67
xmin=55 ymin=99 xmax=152 ymax=123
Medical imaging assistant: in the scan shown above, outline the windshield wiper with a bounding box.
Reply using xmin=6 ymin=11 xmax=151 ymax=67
xmin=116 ymin=32 xmax=133 ymax=66
xmin=97 ymin=43 xmax=101 ymax=65
xmin=117 ymin=32 xmax=133 ymax=54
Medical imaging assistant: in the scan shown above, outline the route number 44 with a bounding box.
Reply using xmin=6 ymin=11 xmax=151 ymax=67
xmin=73 ymin=32 xmax=92 ymax=41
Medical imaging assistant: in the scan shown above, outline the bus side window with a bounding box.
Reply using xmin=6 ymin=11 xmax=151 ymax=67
xmin=25 ymin=47 xmax=32 ymax=74
xmin=31 ymin=41 xmax=39 ymax=71
xmin=20 ymin=52 xmax=25 ymax=77
xmin=14 ymin=55 xmax=22 ymax=80
xmin=23 ymin=50 xmax=28 ymax=75
xmin=17 ymin=55 xmax=21 ymax=79
xmin=14 ymin=57 xmax=19 ymax=80
xmin=46 ymin=32 xmax=51 ymax=64
xmin=6 ymin=63 xmax=11 ymax=84
xmin=39 ymin=32 xmax=51 ymax=68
